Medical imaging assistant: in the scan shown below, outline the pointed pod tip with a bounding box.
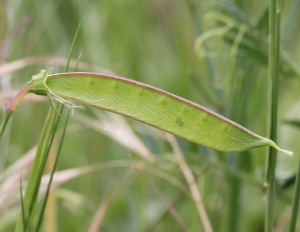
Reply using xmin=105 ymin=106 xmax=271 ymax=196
xmin=272 ymin=143 xmax=293 ymax=156
xmin=264 ymin=139 xmax=293 ymax=156
xmin=280 ymin=149 xmax=293 ymax=156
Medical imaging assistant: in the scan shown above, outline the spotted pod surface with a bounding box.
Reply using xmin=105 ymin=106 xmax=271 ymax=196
xmin=28 ymin=69 xmax=292 ymax=155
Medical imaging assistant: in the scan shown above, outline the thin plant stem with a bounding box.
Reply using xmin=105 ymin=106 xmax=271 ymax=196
xmin=227 ymin=161 xmax=241 ymax=232
xmin=35 ymin=52 xmax=82 ymax=232
xmin=34 ymin=109 xmax=69 ymax=232
xmin=15 ymin=108 xmax=58 ymax=232
xmin=14 ymin=23 xmax=81 ymax=232
xmin=288 ymin=155 xmax=300 ymax=232
xmin=265 ymin=0 xmax=281 ymax=231
xmin=64 ymin=23 xmax=81 ymax=73
xmin=19 ymin=175 xmax=26 ymax=232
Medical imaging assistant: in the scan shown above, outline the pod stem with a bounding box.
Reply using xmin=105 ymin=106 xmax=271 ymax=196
xmin=0 ymin=82 xmax=30 ymax=140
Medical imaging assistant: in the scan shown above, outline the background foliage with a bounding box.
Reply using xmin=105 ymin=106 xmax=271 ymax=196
xmin=1 ymin=0 xmax=300 ymax=231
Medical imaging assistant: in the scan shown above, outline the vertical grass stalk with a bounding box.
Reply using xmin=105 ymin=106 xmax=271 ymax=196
xmin=289 ymin=156 xmax=300 ymax=231
xmin=265 ymin=0 xmax=281 ymax=231
xmin=14 ymin=24 xmax=81 ymax=232
xmin=35 ymin=53 xmax=81 ymax=232
xmin=15 ymin=108 xmax=59 ymax=232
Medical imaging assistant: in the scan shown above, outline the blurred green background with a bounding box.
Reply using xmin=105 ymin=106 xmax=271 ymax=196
xmin=1 ymin=0 xmax=300 ymax=231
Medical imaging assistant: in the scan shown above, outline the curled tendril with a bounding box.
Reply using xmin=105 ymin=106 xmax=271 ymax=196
xmin=47 ymin=90 xmax=85 ymax=115
xmin=195 ymin=23 xmax=233 ymax=58
xmin=194 ymin=11 xmax=248 ymax=88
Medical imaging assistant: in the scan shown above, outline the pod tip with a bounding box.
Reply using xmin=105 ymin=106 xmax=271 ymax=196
xmin=281 ymin=149 xmax=293 ymax=156
xmin=267 ymin=139 xmax=293 ymax=156
xmin=276 ymin=146 xmax=293 ymax=156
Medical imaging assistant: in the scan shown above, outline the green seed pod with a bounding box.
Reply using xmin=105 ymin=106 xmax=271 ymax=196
xmin=28 ymin=68 xmax=292 ymax=155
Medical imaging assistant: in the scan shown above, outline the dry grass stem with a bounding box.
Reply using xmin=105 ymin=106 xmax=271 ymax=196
xmin=165 ymin=133 xmax=213 ymax=232
xmin=88 ymin=170 xmax=134 ymax=232
xmin=0 ymin=147 xmax=36 ymax=215
xmin=0 ymin=56 xmax=113 ymax=78
xmin=143 ymin=174 xmax=190 ymax=232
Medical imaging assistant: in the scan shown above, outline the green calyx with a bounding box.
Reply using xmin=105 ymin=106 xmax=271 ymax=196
xmin=29 ymin=67 xmax=53 ymax=95
xmin=29 ymin=68 xmax=84 ymax=113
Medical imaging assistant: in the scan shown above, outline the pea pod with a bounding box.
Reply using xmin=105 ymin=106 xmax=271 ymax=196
xmin=28 ymin=68 xmax=292 ymax=155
